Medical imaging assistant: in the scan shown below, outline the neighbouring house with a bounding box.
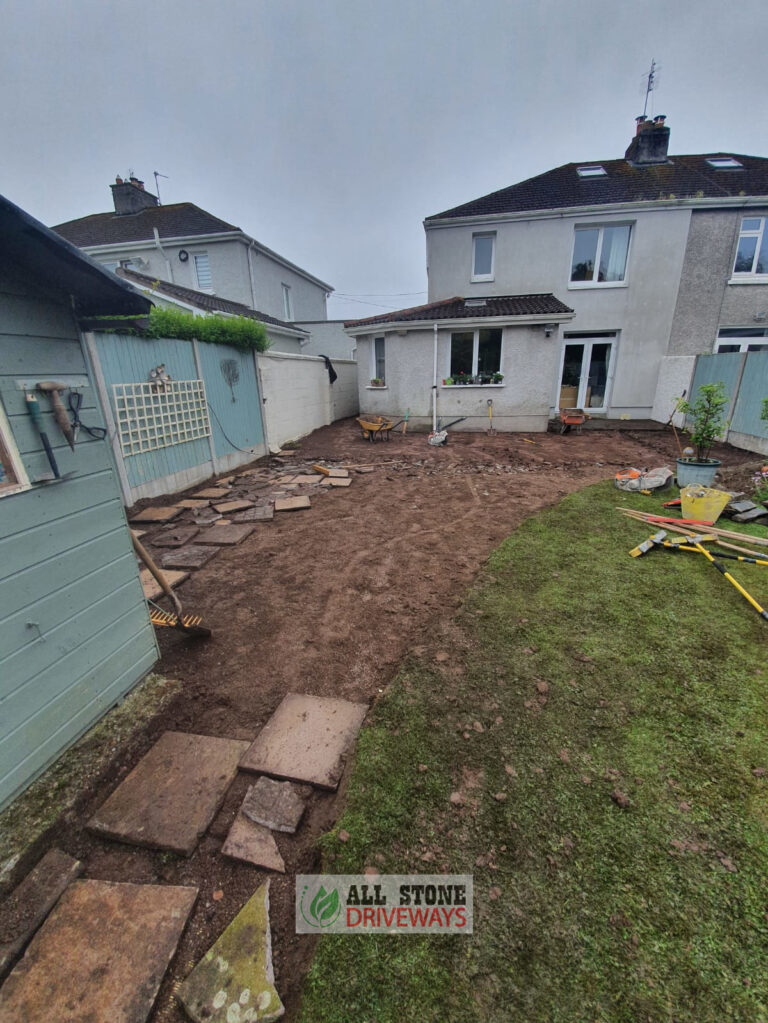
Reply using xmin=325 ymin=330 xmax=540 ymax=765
xmin=52 ymin=175 xmax=333 ymax=323
xmin=345 ymin=294 xmax=574 ymax=432
xmin=0 ymin=193 xmax=158 ymax=810
xmin=115 ymin=266 xmax=310 ymax=354
xmin=401 ymin=115 xmax=768 ymax=427
xmin=292 ymin=320 xmax=357 ymax=360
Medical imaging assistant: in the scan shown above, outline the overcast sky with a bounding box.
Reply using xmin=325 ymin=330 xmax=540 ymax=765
xmin=2 ymin=0 xmax=767 ymax=320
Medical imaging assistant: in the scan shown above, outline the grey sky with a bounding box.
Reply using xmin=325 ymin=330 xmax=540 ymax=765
xmin=2 ymin=0 xmax=766 ymax=320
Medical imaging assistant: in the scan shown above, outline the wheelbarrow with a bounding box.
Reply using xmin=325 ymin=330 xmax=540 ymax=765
xmin=558 ymin=407 xmax=591 ymax=434
xmin=356 ymin=415 xmax=394 ymax=442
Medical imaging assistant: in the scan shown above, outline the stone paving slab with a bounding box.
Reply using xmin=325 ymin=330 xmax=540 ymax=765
xmin=193 ymin=487 xmax=232 ymax=499
xmin=213 ymin=499 xmax=255 ymax=514
xmin=241 ymin=778 xmax=309 ymax=834
xmin=234 ymin=505 xmax=274 ymax=523
xmin=0 ymin=849 xmax=83 ymax=982
xmin=151 ymin=524 xmax=201 ymax=548
xmin=178 ymin=498 xmax=212 ymax=509
xmin=194 ymin=523 xmax=256 ymax=546
xmin=321 ymin=477 xmax=352 ymax=488
xmin=192 ymin=507 xmax=223 ymax=524
xmin=130 ymin=505 xmax=183 ymax=523
xmin=160 ymin=545 xmax=221 ymax=570
xmin=88 ymin=732 xmax=250 ymax=855
xmin=733 ymin=507 xmax=768 ymax=522
xmin=240 ymin=694 xmax=368 ymax=790
xmin=177 ymin=881 xmax=283 ymax=1023
xmin=274 ymin=496 xmax=311 ymax=512
xmin=139 ymin=568 xmax=189 ymax=602
xmin=221 ymin=813 xmax=285 ymax=873
xmin=0 ymin=880 xmax=197 ymax=1023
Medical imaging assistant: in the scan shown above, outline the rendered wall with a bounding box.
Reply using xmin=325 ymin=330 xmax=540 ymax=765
xmin=356 ymin=326 xmax=559 ymax=432
xmin=426 ymin=207 xmax=692 ymax=416
xmin=294 ymin=321 xmax=357 ymax=360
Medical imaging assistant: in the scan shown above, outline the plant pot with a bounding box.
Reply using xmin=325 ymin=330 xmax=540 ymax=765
xmin=676 ymin=457 xmax=721 ymax=487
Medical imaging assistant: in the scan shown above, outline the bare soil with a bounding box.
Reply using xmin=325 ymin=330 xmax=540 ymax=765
xmin=6 ymin=419 xmax=753 ymax=1021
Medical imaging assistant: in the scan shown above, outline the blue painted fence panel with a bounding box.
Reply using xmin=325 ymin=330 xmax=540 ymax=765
xmin=730 ymin=352 xmax=768 ymax=440
xmin=195 ymin=343 xmax=263 ymax=458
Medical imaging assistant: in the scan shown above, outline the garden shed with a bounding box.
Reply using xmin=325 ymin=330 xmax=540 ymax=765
xmin=0 ymin=194 xmax=158 ymax=810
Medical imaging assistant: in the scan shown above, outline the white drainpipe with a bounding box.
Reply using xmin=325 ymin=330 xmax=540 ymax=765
xmin=152 ymin=227 xmax=173 ymax=281
xmin=432 ymin=322 xmax=438 ymax=433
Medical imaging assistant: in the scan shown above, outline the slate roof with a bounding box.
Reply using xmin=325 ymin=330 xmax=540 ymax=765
xmin=427 ymin=153 xmax=768 ymax=221
xmin=345 ymin=294 xmax=573 ymax=329
xmin=52 ymin=203 xmax=240 ymax=247
xmin=116 ymin=267 xmax=307 ymax=333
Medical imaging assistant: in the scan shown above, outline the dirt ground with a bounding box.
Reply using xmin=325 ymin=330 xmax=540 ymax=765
xmin=8 ymin=419 xmax=757 ymax=1021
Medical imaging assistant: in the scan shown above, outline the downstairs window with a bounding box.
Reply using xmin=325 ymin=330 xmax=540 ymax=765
xmin=450 ymin=328 xmax=502 ymax=379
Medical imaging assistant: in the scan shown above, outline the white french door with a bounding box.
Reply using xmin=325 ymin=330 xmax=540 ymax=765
xmin=558 ymin=335 xmax=616 ymax=413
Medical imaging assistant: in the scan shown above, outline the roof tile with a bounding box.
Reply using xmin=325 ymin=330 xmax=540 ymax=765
xmin=345 ymin=294 xmax=572 ymax=328
xmin=52 ymin=203 xmax=239 ymax=247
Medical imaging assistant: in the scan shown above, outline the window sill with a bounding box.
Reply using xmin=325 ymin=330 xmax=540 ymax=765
xmin=442 ymin=383 xmax=505 ymax=389
xmin=728 ymin=276 xmax=768 ymax=286
xmin=567 ymin=281 xmax=628 ymax=290
xmin=366 ymin=385 xmax=388 ymax=390
xmin=470 ymin=275 xmax=495 ymax=283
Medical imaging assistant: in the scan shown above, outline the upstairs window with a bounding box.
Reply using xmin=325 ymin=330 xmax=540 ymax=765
xmin=194 ymin=252 xmax=213 ymax=291
xmin=706 ymin=157 xmax=743 ymax=169
xmin=450 ymin=328 xmax=502 ymax=378
xmin=733 ymin=218 xmax=768 ymax=277
xmin=472 ymin=233 xmax=495 ymax=281
xmin=570 ymin=224 xmax=631 ymax=286
xmin=282 ymin=283 xmax=294 ymax=320
xmin=576 ymin=165 xmax=607 ymax=178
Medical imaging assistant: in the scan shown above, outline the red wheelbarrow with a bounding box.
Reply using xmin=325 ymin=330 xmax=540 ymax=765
xmin=558 ymin=408 xmax=591 ymax=434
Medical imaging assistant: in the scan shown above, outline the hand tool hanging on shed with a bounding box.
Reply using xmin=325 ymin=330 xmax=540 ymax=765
xmin=37 ymin=381 xmax=75 ymax=451
xmin=25 ymin=391 xmax=61 ymax=479
xmin=131 ymin=532 xmax=212 ymax=638
xmin=692 ymin=540 xmax=768 ymax=621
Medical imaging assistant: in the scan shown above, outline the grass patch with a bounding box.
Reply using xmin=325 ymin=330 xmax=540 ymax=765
xmin=300 ymin=483 xmax=768 ymax=1022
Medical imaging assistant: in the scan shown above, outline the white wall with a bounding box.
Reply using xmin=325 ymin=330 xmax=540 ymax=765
xmin=356 ymin=325 xmax=560 ymax=432
xmin=426 ymin=207 xmax=692 ymax=417
xmin=256 ymin=352 xmax=359 ymax=449
xmin=294 ymin=320 xmax=357 ymax=360
xmin=651 ymin=355 xmax=695 ymax=427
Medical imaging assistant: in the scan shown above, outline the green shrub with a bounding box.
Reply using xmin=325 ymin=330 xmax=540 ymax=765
xmin=87 ymin=306 xmax=270 ymax=351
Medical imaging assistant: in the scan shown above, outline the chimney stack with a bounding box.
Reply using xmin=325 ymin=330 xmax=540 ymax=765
xmin=110 ymin=175 xmax=159 ymax=215
xmin=625 ymin=115 xmax=670 ymax=165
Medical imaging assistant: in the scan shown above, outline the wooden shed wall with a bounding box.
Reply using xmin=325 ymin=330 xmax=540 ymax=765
xmin=0 ymin=268 xmax=158 ymax=810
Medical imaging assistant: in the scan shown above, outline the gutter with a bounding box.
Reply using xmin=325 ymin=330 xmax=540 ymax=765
xmin=344 ymin=310 xmax=575 ymax=335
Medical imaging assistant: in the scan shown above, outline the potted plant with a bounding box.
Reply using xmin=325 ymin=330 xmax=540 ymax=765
xmin=370 ymin=377 xmax=384 ymax=387
xmin=444 ymin=377 xmax=454 ymax=386
xmin=492 ymin=372 xmax=504 ymax=384
xmin=675 ymin=382 xmax=729 ymax=486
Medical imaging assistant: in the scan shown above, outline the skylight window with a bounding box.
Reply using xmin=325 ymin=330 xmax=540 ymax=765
xmin=577 ymin=165 xmax=607 ymax=178
xmin=706 ymin=157 xmax=743 ymax=169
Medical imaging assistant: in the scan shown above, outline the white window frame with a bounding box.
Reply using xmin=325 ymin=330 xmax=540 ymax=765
xmin=576 ymin=165 xmax=607 ymax=178
xmin=0 ymin=398 xmax=30 ymax=497
xmin=369 ymin=336 xmax=386 ymax=385
xmin=730 ymin=217 xmax=768 ymax=282
xmin=471 ymin=233 xmax=495 ymax=282
xmin=568 ymin=223 xmax=632 ymax=290
xmin=714 ymin=327 xmax=768 ymax=353
xmin=194 ymin=252 xmax=213 ymax=292
xmin=555 ymin=332 xmax=617 ymax=413
xmin=282 ymin=283 xmax=294 ymax=320
xmin=448 ymin=327 xmax=504 ymax=379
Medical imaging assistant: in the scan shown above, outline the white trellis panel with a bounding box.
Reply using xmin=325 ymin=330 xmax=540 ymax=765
xmin=113 ymin=379 xmax=211 ymax=456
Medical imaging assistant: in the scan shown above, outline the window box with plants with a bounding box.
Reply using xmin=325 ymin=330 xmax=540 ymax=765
xmin=369 ymin=378 xmax=386 ymax=388
xmin=675 ymin=382 xmax=728 ymax=486
xmin=442 ymin=373 xmax=504 ymax=386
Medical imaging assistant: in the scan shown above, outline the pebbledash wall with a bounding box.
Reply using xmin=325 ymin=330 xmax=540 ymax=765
xmin=85 ymin=333 xmax=359 ymax=504
xmin=355 ymin=326 xmax=560 ymax=432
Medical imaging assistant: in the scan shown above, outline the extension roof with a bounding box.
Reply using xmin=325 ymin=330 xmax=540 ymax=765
xmin=345 ymin=294 xmax=572 ymax=329
xmin=0 ymin=194 xmax=151 ymax=318
xmin=116 ymin=266 xmax=307 ymax=334
xmin=52 ymin=202 xmax=239 ymax=247
xmin=427 ymin=153 xmax=768 ymax=221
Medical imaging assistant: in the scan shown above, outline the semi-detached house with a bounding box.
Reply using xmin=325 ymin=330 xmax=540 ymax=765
xmin=346 ymin=117 xmax=768 ymax=430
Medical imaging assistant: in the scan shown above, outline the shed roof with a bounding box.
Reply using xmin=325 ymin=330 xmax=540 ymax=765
xmin=427 ymin=153 xmax=768 ymax=221
xmin=345 ymin=294 xmax=573 ymax=329
xmin=0 ymin=194 xmax=151 ymax=318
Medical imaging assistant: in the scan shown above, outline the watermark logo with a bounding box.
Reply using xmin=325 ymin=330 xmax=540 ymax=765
xmin=296 ymin=874 xmax=473 ymax=934
xmin=300 ymin=883 xmax=342 ymax=929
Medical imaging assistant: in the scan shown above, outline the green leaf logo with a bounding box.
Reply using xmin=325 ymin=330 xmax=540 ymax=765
xmin=301 ymin=884 xmax=341 ymax=928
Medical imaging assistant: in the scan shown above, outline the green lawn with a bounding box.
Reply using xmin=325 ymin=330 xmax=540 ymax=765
xmin=300 ymin=482 xmax=768 ymax=1023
